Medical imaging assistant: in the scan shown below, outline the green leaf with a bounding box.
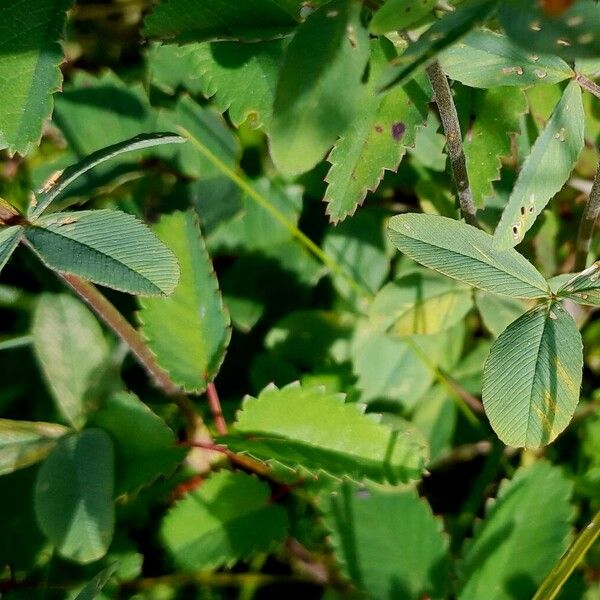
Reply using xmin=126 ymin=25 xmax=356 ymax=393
xmin=368 ymin=271 xmax=473 ymax=336
xmin=74 ymin=562 xmax=120 ymax=600
xmin=92 ymin=392 xmax=186 ymax=496
xmin=482 ymin=303 xmax=583 ymax=448
xmin=147 ymin=43 xmax=206 ymax=96
xmin=224 ymin=382 xmax=426 ymax=482
xmin=324 ymin=40 xmax=430 ymax=223
xmin=324 ymin=482 xmax=449 ymax=599
xmin=458 ymin=462 xmax=573 ymax=600
xmin=379 ymin=0 xmax=497 ymax=92
xmin=387 ymin=213 xmax=550 ymax=298
xmin=499 ymin=0 xmax=600 ymax=60
xmin=370 ymin=0 xmax=436 ymax=35
xmin=475 ymin=291 xmax=529 ymax=337
xmin=0 ymin=419 xmax=69 ymax=476
xmin=138 ymin=211 xmax=230 ymax=394
xmin=493 ymin=81 xmax=584 ymax=249
xmin=557 ymin=261 xmax=600 ymax=306
xmin=440 ymin=30 xmax=573 ymax=88
xmin=269 ymin=0 xmax=370 ymax=177
xmin=0 ymin=226 xmax=23 ymax=275
xmin=161 ymin=471 xmax=289 ymax=570
xmin=25 ymin=210 xmax=180 ymax=297
xmin=34 ymin=429 xmax=115 ymax=564
xmin=0 ymin=0 xmax=72 ymax=155
xmin=32 ymin=294 xmax=110 ymax=429
xmin=182 ymin=40 xmax=285 ymax=128
xmin=464 ymin=87 xmax=528 ymax=207
xmin=144 ymin=0 xmax=299 ymax=43
xmin=30 ymin=133 xmax=186 ymax=218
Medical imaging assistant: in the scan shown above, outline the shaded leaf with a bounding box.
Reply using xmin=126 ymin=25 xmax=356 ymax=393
xmin=458 ymin=462 xmax=573 ymax=600
xmin=270 ymin=0 xmax=370 ymax=176
xmin=0 ymin=226 xmax=23 ymax=275
xmin=144 ymin=0 xmax=299 ymax=43
xmin=475 ymin=290 xmax=529 ymax=337
xmin=557 ymin=261 xmax=600 ymax=306
xmin=387 ymin=213 xmax=550 ymax=298
xmin=493 ymin=81 xmax=584 ymax=249
xmin=30 ymin=133 xmax=186 ymax=218
xmin=370 ymin=0 xmax=436 ymax=34
xmin=92 ymin=392 xmax=186 ymax=496
xmin=161 ymin=471 xmax=288 ymax=570
xmin=482 ymin=304 xmax=583 ymax=448
xmin=224 ymin=382 xmax=426 ymax=482
xmin=32 ymin=294 xmax=110 ymax=429
xmin=324 ymin=482 xmax=449 ymax=600
xmin=138 ymin=211 xmax=230 ymax=394
xmin=0 ymin=0 xmax=72 ymax=155
xmin=34 ymin=429 xmax=115 ymax=564
xmin=379 ymin=0 xmax=497 ymax=91
xmin=464 ymin=87 xmax=528 ymax=207
xmin=440 ymin=30 xmax=573 ymax=88
xmin=182 ymin=40 xmax=285 ymax=128
xmin=26 ymin=210 xmax=180 ymax=296
xmin=74 ymin=562 xmax=120 ymax=600
xmin=0 ymin=419 xmax=69 ymax=476
xmin=324 ymin=39 xmax=430 ymax=223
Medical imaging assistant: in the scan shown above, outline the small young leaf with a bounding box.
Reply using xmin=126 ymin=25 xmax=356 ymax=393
xmin=35 ymin=429 xmax=115 ymax=564
xmin=475 ymin=291 xmax=529 ymax=337
xmin=144 ymin=0 xmax=298 ymax=43
xmin=440 ymin=30 xmax=573 ymax=88
xmin=557 ymin=261 xmax=600 ymax=306
xmin=324 ymin=482 xmax=449 ymax=600
xmin=182 ymin=40 xmax=285 ymax=128
xmin=0 ymin=226 xmax=23 ymax=275
xmin=224 ymin=382 xmax=426 ymax=482
xmin=92 ymin=392 xmax=186 ymax=496
xmin=379 ymin=0 xmax=497 ymax=92
xmin=269 ymin=0 xmax=370 ymax=177
xmin=387 ymin=214 xmax=550 ymax=298
xmin=368 ymin=271 xmax=473 ymax=336
xmin=32 ymin=294 xmax=110 ymax=429
xmin=138 ymin=211 xmax=230 ymax=394
xmin=499 ymin=0 xmax=600 ymax=60
xmin=458 ymin=462 xmax=573 ymax=600
xmin=0 ymin=0 xmax=72 ymax=155
xmin=370 ymin=0 xmax=436 ymax=34
xmin=324 ymin=40 xmax=430 ymax=223
xmin=482 ymin=304 xmax=583 ymax=448
xmin=74 ymin=562 xmax=120 ymax=600
xmin=161 ymin=471 xmax=289 ymax=570
xmin=493 ymin=81 xmax=584 ymax=249
xmin=25 ymin=210 xmax=180 ymax=297
xmin=30 ymin=133 xmax=186 ymax=218
xmin=0 ymin=419 xmax=69 ymax=476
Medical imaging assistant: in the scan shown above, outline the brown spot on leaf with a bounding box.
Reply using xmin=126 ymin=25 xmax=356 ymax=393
xmin=375 ymin=125 xmax=383 ymax=133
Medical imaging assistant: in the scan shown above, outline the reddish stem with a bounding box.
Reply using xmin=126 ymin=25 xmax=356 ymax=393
xmin=207 ymin=382 xmax=228 ymax=435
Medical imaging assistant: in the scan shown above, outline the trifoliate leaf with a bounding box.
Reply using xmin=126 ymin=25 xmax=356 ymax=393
xmin=324 ymin=482 xmax=450 ymax=600
xmin=458 ymin=462 xmax=573 ymax=600
xmin=482 ymin=303 xmax=583 ymax=448
xmin=387 ymin=213 xmax=550 ymax=298
xmin=161 ymin=471 xmax=289 ymax=570
xmin=34 ymin=429 xmax=115 ymax=564
xmin=25 ymin=210 xmax=180 ymax=297
xmin=0 ymin=0 xmax=72 ymax=155
xmin=138 ymin=211 xmax=230 ymax=394
xmin=224 ymin=382 xmax=427 ymax=482
xmin=32 ymin=294 xmax=110 ymax=429
xmin=493 ymin=81 xmax=584 ymax=249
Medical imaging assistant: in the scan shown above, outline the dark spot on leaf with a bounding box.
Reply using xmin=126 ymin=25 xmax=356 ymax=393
xmin=392 ymin=122 xmax=406 ymax=141
xmin=375 ymin=125 xmax=383 ymax=133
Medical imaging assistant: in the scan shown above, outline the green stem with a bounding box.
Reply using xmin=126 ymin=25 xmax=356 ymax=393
xmin=574 ymin=160 xmax=600 ymax=271
xmin=533 ymin=509 xmax=600 ymax=600
xmin=0 ymin=335 xmax=32 ymax=351
xmin=178 ymin=126 xmax=372 ymax=300
xmin=426 ymin=61 xmax=478 ymax=228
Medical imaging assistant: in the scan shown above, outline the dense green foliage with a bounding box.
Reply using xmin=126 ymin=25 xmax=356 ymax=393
xmin=1 ymin=1 xmax=600 ymax=598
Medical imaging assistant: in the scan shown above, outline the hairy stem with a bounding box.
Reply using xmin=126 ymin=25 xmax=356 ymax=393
xmin=207 ymin=382 xmax=228 ymax=435
xmin=533 ymin=509 xmax=600 ymax=600
xmin=575 ymin=73 xmax=600 ymax=100
xmin=575 ymin=161 xmax=600 ymax=271
xmin=426 ymin=61 xmax=478 ymax=227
